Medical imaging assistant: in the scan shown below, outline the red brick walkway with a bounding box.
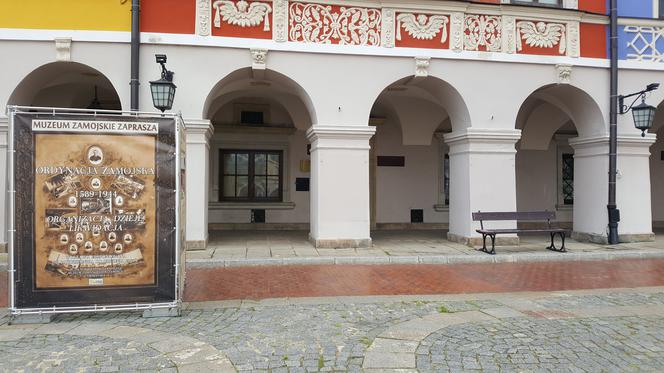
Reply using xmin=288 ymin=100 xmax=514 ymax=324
xmin=183 ymin=259 xmax=664 ymax=301
xmin=0 ymin=272 xmax=6 ymax=308
xmin=2 ymin=259 xmax=664 ymax=306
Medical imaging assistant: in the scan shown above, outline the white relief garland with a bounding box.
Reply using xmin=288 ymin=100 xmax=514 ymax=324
xmin=396 ymin=13 xmax=449 ymax=43
xmin=464 ymin=14 xmax=502 ymax=52
xmin=289 ymin=2 xmax=381 ymax=46
xmin=213 ymin=0 xmax=272 ymax=31
xmin=516 ymin=21 xmax=566 ymax=54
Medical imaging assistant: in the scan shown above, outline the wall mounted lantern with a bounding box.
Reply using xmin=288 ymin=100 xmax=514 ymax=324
xmin=149 ymin=54 xmax=176 ymax=113
xmin=618 ymin=83 xmax=659 ymax=137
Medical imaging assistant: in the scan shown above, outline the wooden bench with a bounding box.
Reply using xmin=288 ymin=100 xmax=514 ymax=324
xmin=471 ymin=211 xmax=570 ymax=255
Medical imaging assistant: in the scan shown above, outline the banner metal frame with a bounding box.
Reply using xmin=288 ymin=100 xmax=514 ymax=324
xmin=6 ymin=106 xmax=184 ymax=316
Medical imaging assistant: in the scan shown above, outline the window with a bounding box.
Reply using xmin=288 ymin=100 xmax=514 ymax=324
xmin=220 ymin=150 xmax=282 ymax=202
xmin=561 ymin=153 xmax=574 ymax=205
xmin=240 ymin=110 xmax=264 ymax=125
xmin=511 ymin=0 xmax=562 ymax=7
xmin=660 ymin=0 xmax=664 ymax=18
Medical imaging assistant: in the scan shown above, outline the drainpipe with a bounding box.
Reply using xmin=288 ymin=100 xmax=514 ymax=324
xmin=608 ymin=0 xmax=619 ymax=244
xmin=130 ymin=0 xmax=140 ymax=111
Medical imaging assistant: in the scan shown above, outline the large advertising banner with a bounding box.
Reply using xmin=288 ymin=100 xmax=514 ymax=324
xmin=12 ymin=112 xmax=180 ymax=309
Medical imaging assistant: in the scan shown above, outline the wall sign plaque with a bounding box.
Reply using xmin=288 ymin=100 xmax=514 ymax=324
xmin=9 ymin=110 xmax=184 ymax=311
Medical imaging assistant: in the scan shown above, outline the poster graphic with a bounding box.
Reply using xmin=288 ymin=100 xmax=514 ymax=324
xmin=33 ymin=130 xmax=157 ymax=289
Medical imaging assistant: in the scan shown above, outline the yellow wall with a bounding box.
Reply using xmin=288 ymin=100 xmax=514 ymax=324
xmin=0 ymin=0 xmax=131 ymax=31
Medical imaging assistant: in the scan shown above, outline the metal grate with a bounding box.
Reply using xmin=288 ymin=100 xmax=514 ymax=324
xmin=562 ymin=153 xmax=574 ymax=205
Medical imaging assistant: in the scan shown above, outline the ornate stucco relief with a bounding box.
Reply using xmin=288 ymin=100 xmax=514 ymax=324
xmin=251 ymin=48 xmax=268 ymax=70
xmin=516 ymin=21 xmax=567 ymax=54
xmin=213 ymin=0 xmax=272 ymax=31
xmin=197 ymin=0 xmax=211 ymax=36
xmin=464 ymin=14 xmax=502 ymax=52
xmin=566 ymin=21 xmax=580 ymax=57
xmin=289 ymin=3 xmax=381 ymax=46
xmin=396 ymin=14 xmax=449 ymax=43
xmin=502 ymin=15 xmax=516 ymax=54
xmin=381 ymin=8 xmax=396 ymax=48
xmin=449 ymin=12 xmax=464 ymax=52
xmin=414 ymin=56 xmax=430 ymax=77
xmin=273 ymin=0 xmax=289 ymax=42
xmin=556 ymin=64 xmax=572 ymax=84
xmin=624 ymin=25 xmax=664 ymax=62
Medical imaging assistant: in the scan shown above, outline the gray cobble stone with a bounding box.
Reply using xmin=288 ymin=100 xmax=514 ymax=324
xmin=420 ymin=315 xmax=664 ymax=372
xmin=2 ymin=291 xmax=664 ymax=372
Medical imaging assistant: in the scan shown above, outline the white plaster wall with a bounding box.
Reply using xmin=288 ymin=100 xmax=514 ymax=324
xmin=652 ymin=130 xmax=664 ymax=226
xmin=374 ymin=118 xmax=447 ymax=223
xmin=515 ymin=144 xmax=573 ymax=223
xmin=211 ymin=99 xmax=292 ymax=126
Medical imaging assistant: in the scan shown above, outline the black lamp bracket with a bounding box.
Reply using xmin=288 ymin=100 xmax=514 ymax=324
xmin=155 ymin=54 xmax=174 ymax=82
xmin=618 ymin=83 xmax=659 ymax=115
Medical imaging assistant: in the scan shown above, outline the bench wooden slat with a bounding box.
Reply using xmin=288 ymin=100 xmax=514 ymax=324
xmin=476 ymin=228 xmax=569 ymax=234
xmin=471 ymin=210 xmax=568 ymax=255
xmin=472 ymin=211 xmax=556 ymax=221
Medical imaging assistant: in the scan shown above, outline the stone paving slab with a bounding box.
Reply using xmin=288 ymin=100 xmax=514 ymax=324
xmin=184 ymin=230 xmax=664 ymax=268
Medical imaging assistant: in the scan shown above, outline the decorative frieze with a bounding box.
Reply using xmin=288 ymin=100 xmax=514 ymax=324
xmin=464 ymin=14 xmax=502 ymax=52
xmin=273 ymin=0 xmax=289 ymax=42
xmin=502 ymin=16 xmax=516 ymax=54
xmin=449 ymin=12 xmax=464 ymax=52
xmin=566 ymin=21 xmax=580 ymax=58
xmin=289 ymin=3 xmax=381 ymax=46
xmin=213 ymin=0 xmax=272 ymax=31
xmin=516 ymin=21 xmax=567 ymax=54
xmin=624 ymin=25 xmax=664 ymax=62
xmin=381 ymin=8 xmax=396 ymax=48
xmin=201 ymin=0 xmax=590 ymax=60
xmin=396 ymin=14 xmax=449 ymax=44
xmin=196 ymin=0 xmax=211 ymax=36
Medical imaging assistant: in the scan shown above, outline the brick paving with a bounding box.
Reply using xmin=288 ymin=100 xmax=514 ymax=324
xmin=183 ymin=259 xmax=664 ymax=301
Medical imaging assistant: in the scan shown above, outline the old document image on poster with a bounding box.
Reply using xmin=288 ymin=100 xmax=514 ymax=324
xmin=33 ymin=120 xmax=158 ymax=288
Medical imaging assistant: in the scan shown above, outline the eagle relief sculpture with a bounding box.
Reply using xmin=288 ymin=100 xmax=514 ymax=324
xmin=213 ymin=0 xmax=272 ymax=31
xmin=516 ymin=21 xmax=566 ymax=54
xmin=396 ymin=13 xmax=449 ymax=43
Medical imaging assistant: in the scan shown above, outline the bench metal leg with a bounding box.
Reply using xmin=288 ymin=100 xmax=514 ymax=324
xmin=479 ymin=234 xmax=496 ymax=255
xmin=546 ymin=232 xmax=567 ymax=253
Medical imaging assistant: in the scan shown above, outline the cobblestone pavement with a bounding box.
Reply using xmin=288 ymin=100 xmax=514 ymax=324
xmin=2 ymin=287 xmax=664 ymax=372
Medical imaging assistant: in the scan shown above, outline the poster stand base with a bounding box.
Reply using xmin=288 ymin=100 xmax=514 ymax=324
xmin=142 ymin=306 xmax=181 ymax=318
xmin=10 ymin=313 xmax=53 ymax=325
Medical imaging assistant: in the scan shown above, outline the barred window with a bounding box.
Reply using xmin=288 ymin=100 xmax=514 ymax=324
xmin=562 ymin=153 xmax=574 ymax=205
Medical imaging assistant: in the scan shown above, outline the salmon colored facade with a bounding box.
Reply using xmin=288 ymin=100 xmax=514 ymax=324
xmin=0 ymin=0 xmax=608 ymax=60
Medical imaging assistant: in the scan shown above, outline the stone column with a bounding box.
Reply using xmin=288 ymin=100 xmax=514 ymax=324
xmin=185 ymin=119 xmax=214 ymax=250
xmin=444 ymin=129 xmax=521 ymax=246
xmin=616 ymin=134 xmax=657 ymax=242
xmin=569 ymin=136 xmax=609 ymax=243
xmin=306 ymin=125 xmax=376 ymax=248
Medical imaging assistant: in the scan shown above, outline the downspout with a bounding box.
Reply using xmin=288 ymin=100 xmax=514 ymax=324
xmin=608 ymin=0 xmax=619 ymax=244
xmin=130 ymin=0 xmax=140 ymax=111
